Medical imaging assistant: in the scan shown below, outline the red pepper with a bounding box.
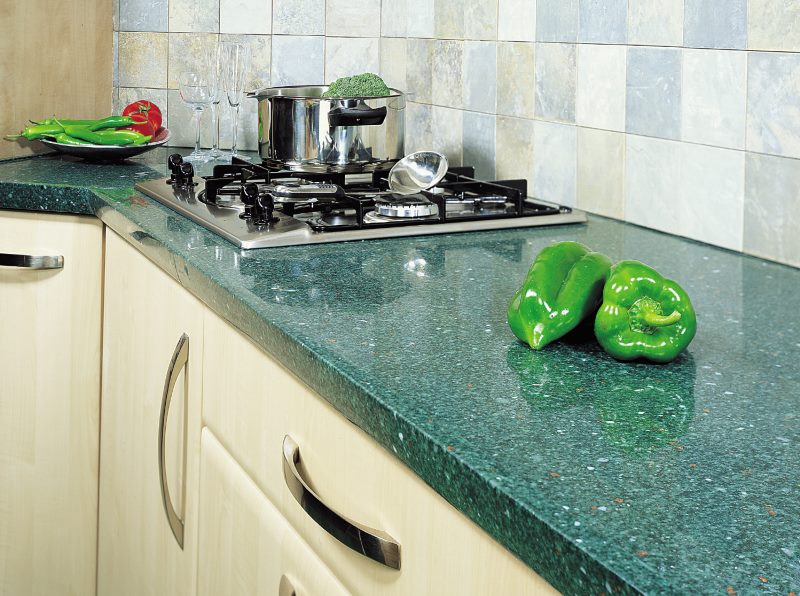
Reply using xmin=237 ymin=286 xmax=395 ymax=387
xmin=122 ymin=100 xmax=163 ymax=137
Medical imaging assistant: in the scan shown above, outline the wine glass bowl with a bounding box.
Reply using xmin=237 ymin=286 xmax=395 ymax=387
xmin=179 ymin=71 xmax=214 ymax=163
xmin=220 ymin=42 xmax=252 ymax=159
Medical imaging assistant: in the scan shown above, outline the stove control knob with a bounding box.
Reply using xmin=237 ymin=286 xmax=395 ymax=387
xmin=178 ymin=162 xmax=194 ymax=186
xmin=256 ymin=194 xmax=277 ymax=225
xmin=240 ymin=182 xmax=259 ymax=219
xmin=167 ymin=153 xmax=183 ymax=183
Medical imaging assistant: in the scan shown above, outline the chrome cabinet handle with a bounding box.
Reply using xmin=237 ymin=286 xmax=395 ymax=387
xmin=278 ymin=574 xmax=296 ymax=596
xmin=0 ymin=252 xmax=63 ymax=269
xmin=158 ymin=333 xmax=190 ymax=549
xmin=282 ymin=435 xmax=401 ymax=570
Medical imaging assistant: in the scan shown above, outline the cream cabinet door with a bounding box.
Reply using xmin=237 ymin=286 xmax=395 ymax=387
xmin=198 ymin=427 xmax=350 ymax=596
xmin=0 ymin=211 xmax=102 ymax=596
xmin=97 ymin=230 xmax=204 ymax=596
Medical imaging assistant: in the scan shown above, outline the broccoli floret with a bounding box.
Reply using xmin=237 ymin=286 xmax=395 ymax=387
xmin=322 ymin=73 xmax=391 ymax=98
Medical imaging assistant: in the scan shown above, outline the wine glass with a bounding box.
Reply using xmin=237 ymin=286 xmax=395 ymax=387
xmin=178 ymin=71 xmax=214 ymax=163
xmin=221 ymin=42 xmax=251 ymax=159
xmin=207 ymin=44 xmax=224 ymax=159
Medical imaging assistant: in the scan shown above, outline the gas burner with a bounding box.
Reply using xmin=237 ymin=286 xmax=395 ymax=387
xmin=363 ymin=210 xmax=439 ymax=225
xmin=374 ymin=194 xmax=438 ymax=218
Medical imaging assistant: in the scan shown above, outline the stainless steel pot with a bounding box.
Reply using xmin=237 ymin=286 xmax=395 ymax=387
xmin=249 ymin=85 xmax=406 ymax=173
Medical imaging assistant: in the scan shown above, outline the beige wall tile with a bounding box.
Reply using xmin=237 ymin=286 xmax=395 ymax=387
xmin=433 ymin=41 xmax=464 ymax=108
xmin=325 ymin=37 xmax=380 ymax=82
xmin=748 ymin=0 xmax=800 ymax=51
xmin=464 ymin=0 xmax=498 ymax=40
xmin=576 ymin=44 xmax=626 ymax=131
xmin=272 ymin=0 xmax=325 ymax=35
xmin=170 ymin=0 xmax=220 ymax=32
xmin=220 ymin=34 xmax=271 ymax=89
xmin=435 ymin=0 xmax=465 ymax=39
xmin=497 ymin=42 xmax=535 ymax=119
xmin=533 ymin=121 xmax=577 ymax=206
xmin=405 ymin=102 xmax=433 ymax=153
xmin=167 ymin=33 xmax=218 ymax=90
xmin=407 ymin=0 xmax=435 ymax=37
xmin=406 ymin=38 xmax=434 ymax=103
xmin=381 ymin=0 xmax=407 ymax=37
xmin=627 ymin=0 xmax=683 ymax=46
xmin=577 ymin=128 xmax=625 ymax=219
xmin=498 ymin=0 xmax=536 ymax=42
xmin=220 ymin=0 xmax=271 ymax=35
xmin=535 ymin=42 xmax=576 ymax=123
xmin=118 ymin=32 xmax=168 ymax=88
xmin=625 ymin=134 xmax=681 ymax=235
xmin=496 ymin=116 xmax=535 ymax=183
xmin=432 ymin=106 xmax=464 ymax=165
xmin=326 ymin=0 xmax=381 ymax=37
xmin=380 ymin=38 xmax=408 ymax=91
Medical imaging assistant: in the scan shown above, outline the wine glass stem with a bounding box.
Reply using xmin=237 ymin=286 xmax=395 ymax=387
xmin=193 ymin=109 xmax=202 ymax=154
xmin=231 ymin=105 xmax=240 ymax=156
xmin=210 ymin=103 xmax=220 ymax=153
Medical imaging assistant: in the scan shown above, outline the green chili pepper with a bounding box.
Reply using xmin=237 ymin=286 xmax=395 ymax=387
xmin=507 ymin=241 xmax=613 ymax=350
xmin=32 ymin=116 xmax=135 ymax=130
xmin=49 ymin=133 xmax=91 ymax=145
xmin=594 ymin=261 xmax=697 ymax=363
xmin=59 ymin=122 xmax=150 ymax=146
xmin=4 ymin=123 xmax=64 ymax=141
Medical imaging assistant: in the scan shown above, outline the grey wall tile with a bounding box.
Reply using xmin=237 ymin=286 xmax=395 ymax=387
xmin=169 ymin=0 xmax=220 ymax=33
xmin=220 ymin=0 xmax=272 ymax=35
xmin=113 ymin=0 xmax=120 ymax=31
xmin=497 ymin=42 xmax=536 ymax=119
xmin=433 ymin=41 xmax=464 ymax=108
xmin=120 ymin=0 xmax=168 ymax=32
xmin=576 ymin=44 xmax=626 ymax=131
xmin=382 ymin=0 xmax=407 ymax=37
xmin=273 ymin=0 xmax=325 ymax=35
xmin=536 ymin=0 xmax=579 ymax=42
xmin=219 ymin=34 xmax=272 ymax=89
xmin=463 ymin=112 xmax=497 ymax=179
xmin=380 ymin=38 xmax=407 ymax=90
xmin=406 ymin=38 xmax=434 ymax=103
xmin=626 ymin=47 xmax=682 ymax=140
xmin=432 ymin=106 xmax=464 ymax=165
xmin=627 ymin=0 xmax=683 ymax=46
xmin=118 ymin=32 xmax=168 ymax=88
xmin=682 ymin=49 xmax=746 ymax=150
xmin=327 ymin=0 xmax=381 ymax=37
xmin=496 ymin=116 xmax=534 ymax=182
xmin=405 ymin=102 xmax=433 ymax=153
xmin=744 ymin=153 xmax=800 ymax=267
xmin=435 ymin=0 xmax=465 ymax=39
xmin=625 ymin=135 xmax=682 ymax=234
xmin=684 ymin=0 xmax=747 ymax=49
xmin=407 ymin=0 xmax=435 ymax=37
xmin=535 ymin=43 xmax=576 ymax=123
xmin=533 ymin=121 xmax=577 ymax=206
xmin=747 ymin=52 xmax=800 ymax=159
xmin=498 ymin=0 xmax=536 ymax=42
xmin=748 ymin=0 xmax=800 ymax=52
xmin=113 ymin=32 xmax=119 ymax=87
xmin=167 ymin=33 xmax=218 ymax=89
xmin=325 ymin=37 xmax=380 ymax=82
xmin=579 ymin=0 xmax=627 ymax=44
xmin=577 ymin=127 xmax=625 ymax=219
xmin=464 ymin=0 xmax=498 ymax=40
xmin=271 ymin=36 xmax=324 ymax=85
xmin=463 ymin=41 xmax=497 ymax=113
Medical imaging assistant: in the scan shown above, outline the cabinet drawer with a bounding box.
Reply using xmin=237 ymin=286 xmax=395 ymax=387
xmin=202 ymin=311 xmax=557 ymax=595
xmin=198 ymin=427 xmax=350 ymax=596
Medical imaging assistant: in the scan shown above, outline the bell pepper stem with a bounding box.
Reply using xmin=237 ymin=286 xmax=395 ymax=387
xmin=640 ymin=309 xmax=682 ymax=327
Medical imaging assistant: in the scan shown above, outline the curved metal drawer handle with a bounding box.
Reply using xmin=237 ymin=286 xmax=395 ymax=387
xmin=158 ymin=333 xmax=190 ymax=549
xmin=282 ymin=435 xmax=401 ymax=570
xmin=0 ymin=253 xmax=63 ymax=270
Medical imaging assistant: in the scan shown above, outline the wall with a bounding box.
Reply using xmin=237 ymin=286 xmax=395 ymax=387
xmin=1 ymin=0 xmax=112 ymax=160
xmin=113 ymin=0 xmax=800 ymax=268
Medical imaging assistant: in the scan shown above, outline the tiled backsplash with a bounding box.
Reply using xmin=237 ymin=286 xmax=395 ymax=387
xmin=113 ymin=0 xmax=800 ymax=268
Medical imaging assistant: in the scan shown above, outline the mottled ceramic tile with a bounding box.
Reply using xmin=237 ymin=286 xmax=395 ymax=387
xmin=625 ymin=135 xmax=681 ymax=234
xmin=533 ymin=121 xmax=577 ymax=206
xmin=536 ymin=0 xmax=579 ymax=42
xmin=747 ymin=52 xmax=800 ymax=159
xmin=218 ymin=92 xmax=260 ymax=150
xmin=684 ymin=0 xmax=747 ymax=49
xmin=325 ymin=37 xmax=380 ymax=82
xmin=380 ymin=38 xmax=407 ymax=91
xmin=432 ymin=106 xmax=463 ymax=166
xmin=498 ymin=0 xmax=536 ymax=41
xmin=626 ymin=47 xmax=682 ymax=140
xmin=432 ymin=41 xmax=464 ymax=109
xmin=120 ymin=0 xmax=168 ymax=31
xmin=118 ymin=32 xmax=168 ymax=88
xmin=170 ymin=0 xmax=220 ymax=32
xmin=405 ymin=102 xmax=433 ymax=153
xmin=113 ymin=32 xmax=119 ymax=88
xmin=407 ymin=0 xmax=435 ymax=37
xmin=406 ymin=38 xmax=434 ymax=103
xmin=579 ymin=0 xmax=627 ymax=44
xmin=679 ymin=144 xmax=744 ymax=251
xmin=327 ymin=0 xmax=381 ymax=37
xmin=167 ymin=88 xmax=207 ymax=148
xmin=271 ymin=36 xmax=325 ymax=85
xmin=463 ymin=112 xmax=496 ymax=179
xmin=744 ymin=152 xmax=800 ymax=267
xmin=167 ymin=33 xmax=218 ymax=90
xmin=682 ymin=49 xmax=746 ymax=150
xmin=220 ymin=34 xmax=272 ymax=90
xmin=496 ymin=116 xmax=535 ymax=182
xmin=577 ymin=128 xmax=625 ymax=219
xmin=382 ymin=0 xmax=407 ymax=37
xmin=535 ymin=43 xmax=576 ymax=123
xmin=464 ymin=0 xmax=498 ymax=40
xmin=113 ymin=0 xmax=120 ymax=30
xmin=220 ymin=0 xmax=272 ymax=34
xmin=748 ymin=0 xmax=800 ymax=51
xmin=272 ymin=0 xmax=325 ymax=35
xmin=463 ymin=41 xmax=497 ymax=113
xmin=576 ymin=44 xmax=626 ymax=131
xmin=496 ymin=42 xmax=535 ymax=119
xmin=627 ymin=0 xmax=683 ymax=46
xmin=435 ymin=0 xmax=465 ymax=39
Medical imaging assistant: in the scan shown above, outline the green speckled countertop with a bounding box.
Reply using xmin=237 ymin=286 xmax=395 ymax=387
xmin=1 ymin=150 xmax=798 ymax=595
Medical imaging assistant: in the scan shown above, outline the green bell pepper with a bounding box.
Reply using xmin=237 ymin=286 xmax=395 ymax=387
xmin=507 ymin=241 xmax=613 ymax=350
xmin=594 ymin=260 xmax=697 ymax=363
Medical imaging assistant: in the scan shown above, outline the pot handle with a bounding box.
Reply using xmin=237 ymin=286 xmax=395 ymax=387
xmin=328 ymin=103 xmax=387 ymax=127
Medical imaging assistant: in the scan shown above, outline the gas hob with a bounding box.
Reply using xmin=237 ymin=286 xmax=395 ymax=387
xmin=134 ymin=154 xmax=587 ymax=249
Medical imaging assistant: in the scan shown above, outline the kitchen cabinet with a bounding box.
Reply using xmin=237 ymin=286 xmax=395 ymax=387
xmin=97 ymin=230 xmax=204 ymax=596
xmin=0 ymin=211 xmax=103 ymax=596
xmin=202 ymin=310 xmax=557 ymax=595
xmin=197 ymin=427 xmax=351 ymax=596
